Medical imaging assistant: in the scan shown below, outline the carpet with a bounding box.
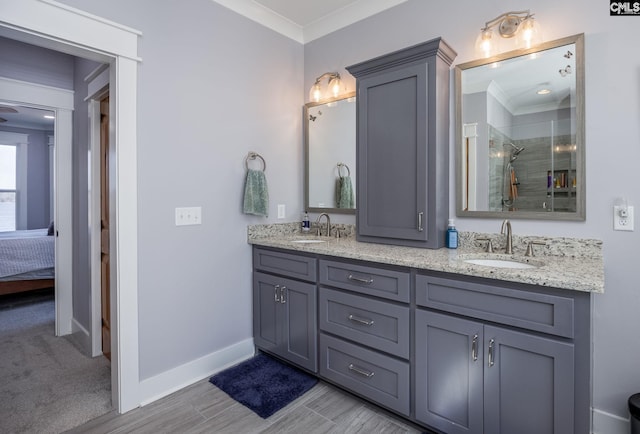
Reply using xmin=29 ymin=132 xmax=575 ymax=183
xmin=209 ymin=352 xmax=318 ymax=418
xmin=0 ymin=293 xmax=112 ymax=434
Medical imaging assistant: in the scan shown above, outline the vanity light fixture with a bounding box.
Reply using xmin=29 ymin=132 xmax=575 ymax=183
xmin=309 ymin=72 xmax=342 ymax=103
xmin=475 ymin=10 xmax=542 ymax=58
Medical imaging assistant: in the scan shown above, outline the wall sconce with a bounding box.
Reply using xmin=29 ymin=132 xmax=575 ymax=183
xmin=309 ymin=72 xmax=342 ymax=103
xmin=475 ymin=10 xmax=542 ymax=58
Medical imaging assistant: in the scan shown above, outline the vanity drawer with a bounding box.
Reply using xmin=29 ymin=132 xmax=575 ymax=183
xmin=416 ymin=274 xmax=574 ymax=338
xmin=319 ymin=333 xmax=410 ymax=416
xmin=253 ymin=247 xmax=317 ymax=282
xmin=319 ymin=287 xmax=409 ymax=358
xmin=319 ymin=259 xmax=410 ymax=302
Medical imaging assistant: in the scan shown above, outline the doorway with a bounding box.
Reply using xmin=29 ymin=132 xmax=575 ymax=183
xmin=1 ymin=0 xmax=141 ymax=413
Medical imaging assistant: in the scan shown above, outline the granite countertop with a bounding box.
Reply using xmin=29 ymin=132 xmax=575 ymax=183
xmin=247 ymin=223 xmax=604 ymax=294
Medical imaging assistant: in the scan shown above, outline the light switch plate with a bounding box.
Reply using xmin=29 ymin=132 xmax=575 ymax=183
xmin=175 ymin=207 xmax=201 ymax=226
xmin=277 ymin=204 xmax=285 ymax=219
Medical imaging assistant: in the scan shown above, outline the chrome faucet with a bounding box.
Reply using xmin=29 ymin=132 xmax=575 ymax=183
xmin=316 ymin=213 xmax=331 ymax=237
xmin=501 ymin=219 xmax=513 ymax=254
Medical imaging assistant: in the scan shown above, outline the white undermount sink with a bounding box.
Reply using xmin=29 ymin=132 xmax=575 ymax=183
xmin=463 ymin=258 xmax=538 ymax=269
xmin=290 ymin=239 xmax=326 ymax=244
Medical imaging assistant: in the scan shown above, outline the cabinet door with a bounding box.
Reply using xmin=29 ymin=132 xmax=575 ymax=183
xmin=483 ymin=326 xmax=574 ymax=434
xmin=357 ymin=64 xmax=428 ymax=242
xmin=282 ymin=280 xmax=317 ymax=372
xmin=253 ymin=272 xmax=282 ymax=353
xmin=415 ymin=310 xmax=484 ymax=434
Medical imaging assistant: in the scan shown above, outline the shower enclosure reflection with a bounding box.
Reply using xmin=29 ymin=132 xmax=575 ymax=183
xmin=480 ymin=120 xmax=576 ymax=213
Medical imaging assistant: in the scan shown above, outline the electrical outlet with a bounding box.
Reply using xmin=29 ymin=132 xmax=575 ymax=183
xmin=277 ymin=204 xmax=285 ymax=219
xmin=613 ymin=205 xmax=634 ymax=231
xmin=175 ymin=207 xmax=202 ymax=226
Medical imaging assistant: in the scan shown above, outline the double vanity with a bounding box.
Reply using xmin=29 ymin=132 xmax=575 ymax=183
xmin=249 ymin=223 xmax=603 ymax=434
xmin=269 ymin=30 xmax=596 ymax=434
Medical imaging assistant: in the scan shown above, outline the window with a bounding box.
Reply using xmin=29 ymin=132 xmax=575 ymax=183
xmin=0 ymin=144 xmax=17 ymax=231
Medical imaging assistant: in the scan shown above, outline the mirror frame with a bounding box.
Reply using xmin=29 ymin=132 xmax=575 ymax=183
xmin=455 ymin=33 xmax=585 ymax=220
xmin=304 ymin=91 xmax=357 ymax=215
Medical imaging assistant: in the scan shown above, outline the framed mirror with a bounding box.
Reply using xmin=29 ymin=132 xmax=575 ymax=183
xmin=304 ymin=92 xmax=356 ymax=214
xmin=455 ymin=34 xmax=585 ymax=220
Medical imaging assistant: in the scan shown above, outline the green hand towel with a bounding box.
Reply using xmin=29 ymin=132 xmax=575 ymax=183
xmin=335 ymin=175 xmax=354 ymax=209
xmin=243 ymin=169 xmax=269 ymax=217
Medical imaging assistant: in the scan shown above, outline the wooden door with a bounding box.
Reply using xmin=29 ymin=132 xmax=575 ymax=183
xmin=100 ymin=96 xmax=111 ymax=360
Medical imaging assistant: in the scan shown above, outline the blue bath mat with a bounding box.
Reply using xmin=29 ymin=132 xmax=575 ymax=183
xmin=209 ymin=353 xmax=318 ymax=418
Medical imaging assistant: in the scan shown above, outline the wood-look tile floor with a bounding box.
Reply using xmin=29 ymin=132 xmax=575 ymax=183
xmin=65 ymin=378 xmax=427 ymax=434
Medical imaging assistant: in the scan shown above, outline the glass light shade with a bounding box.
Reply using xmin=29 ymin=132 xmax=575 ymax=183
xmin=516 ymin=17 xmax=541 ymax=50
xmin=309 ymin=82 xmax=322 ymax=102
xmin=328 ymin=76 xmax=341 ymax=98
xmin=475 ymin=29 xmax=497 ymax=59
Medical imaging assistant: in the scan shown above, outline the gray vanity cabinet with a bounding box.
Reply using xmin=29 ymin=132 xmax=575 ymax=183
xmin=416 ymin=310 xmax=574 ymax=434
xmin=252 ymin=248 xmax=317 ymax=372
xmin=346 ymin=37 xmax=456 ymax=249
xmin=318 ymin=259 xmax=411 ymax=416
xmin=415 ymin=274 xmax=581 ymax=434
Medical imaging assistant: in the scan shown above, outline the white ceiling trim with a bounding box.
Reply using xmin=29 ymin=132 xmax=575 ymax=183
xmin=211 ymin=0 xmax=407 ymax=44
xmin=212 ymin=0 xmax=305 ymax=43
xmin=304 ymin=0 xmax=407 ymax=43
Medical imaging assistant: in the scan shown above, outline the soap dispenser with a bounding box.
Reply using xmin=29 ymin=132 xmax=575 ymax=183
xmin=446 ymin=219 xmax=458 ymax=249
xmin=301 ymin=211 xmax=310 ymax=232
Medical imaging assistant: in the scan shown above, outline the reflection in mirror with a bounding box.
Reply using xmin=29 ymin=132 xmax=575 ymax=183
xmin=304 ymin=92 xmax=356 ymax=214
xmin=456 ymin=34 xmax=585 ymax=220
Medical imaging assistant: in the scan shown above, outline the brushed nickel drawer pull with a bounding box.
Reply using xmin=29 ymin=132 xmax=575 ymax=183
xmin=418 ymin=212 xmax=424 ymax=232
xmin=348 ymin=363 xmax=375 ymax=378
xmin=280 ymin=286 xmax=286 ymax=304
xmin=348 ymin=314 xmax=375 ymax=326
xmin=472 ymin=334 xmax=479 ymax=361
xmin=347 ymin=274 xmax=374 ymax=285
xmin=274 ymin=285 xmax=280 ymax=302
xmin=488 ymin=338 xmax=495 ymax=367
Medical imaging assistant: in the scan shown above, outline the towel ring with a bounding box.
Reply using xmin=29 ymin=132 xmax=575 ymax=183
xmin=337 ymin=162 xmax=350 ymax=177
xmin=245 ymin=152 xmax=266 ymax=172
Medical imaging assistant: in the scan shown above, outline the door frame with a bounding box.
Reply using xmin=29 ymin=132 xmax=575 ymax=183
xmin=0 ymin=0 xmax=142 ymax=413
xmin=0 ymin=77 xmax=74 ymax=336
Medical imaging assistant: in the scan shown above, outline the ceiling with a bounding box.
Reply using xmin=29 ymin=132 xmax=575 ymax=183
xmin=211 ymin=0 xmax=407 ymax=43
xmin=0 ymin=103 xmax=54 ymax=131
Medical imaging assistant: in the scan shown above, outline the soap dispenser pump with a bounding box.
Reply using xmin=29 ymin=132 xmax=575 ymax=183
xmin=446 ymin=219 xmax=458 ymax=249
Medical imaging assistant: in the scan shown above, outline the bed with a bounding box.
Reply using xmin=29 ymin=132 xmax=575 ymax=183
xmin=0 ymin=229 xmax=55 ymax=296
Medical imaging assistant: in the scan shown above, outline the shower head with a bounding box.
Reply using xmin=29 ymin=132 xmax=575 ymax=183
xmin=506 ymin=142 xmax=525 ymax=156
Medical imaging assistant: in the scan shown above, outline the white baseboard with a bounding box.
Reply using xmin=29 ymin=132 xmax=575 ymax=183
xmin=592 ymin=407 xmax=629 ymax=434
xmin=71 ymin=317 xmax=92 ymax=356
xmin=138 ymin=338 xmax=255 ymax=407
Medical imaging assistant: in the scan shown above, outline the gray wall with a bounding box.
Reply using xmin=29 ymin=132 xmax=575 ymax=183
xmin=304 ymin=0 xmax=640 ymax=423
xmin=56 ymin=0 xmax=305 ymax=380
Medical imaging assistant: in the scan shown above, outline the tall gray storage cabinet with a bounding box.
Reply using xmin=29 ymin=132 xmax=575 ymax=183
xmin=346 ymin=38 xmax=456 ymax=248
